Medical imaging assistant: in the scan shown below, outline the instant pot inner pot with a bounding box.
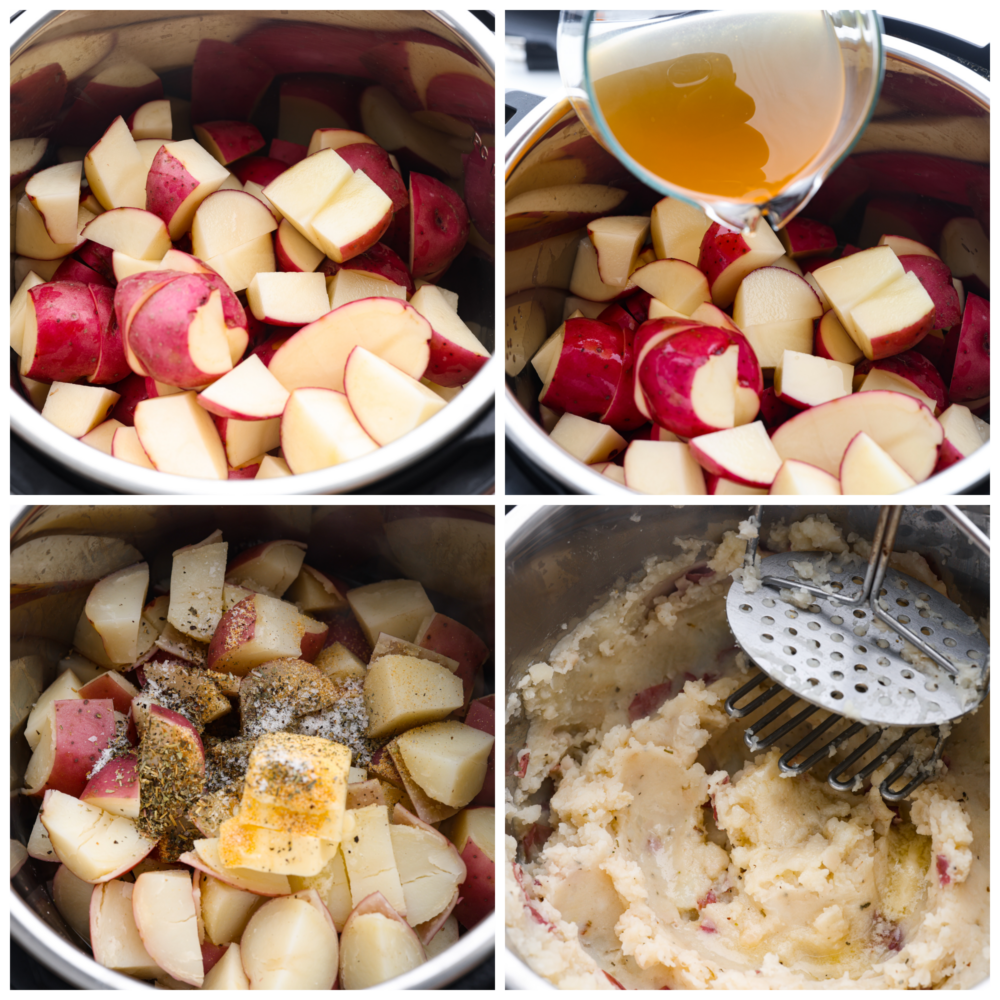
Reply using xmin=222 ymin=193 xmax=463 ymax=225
xmin=505 ymin=504 xmax=989 ymax=989
xmin=505 ymin=39 xmax=989 ymax=493
xmin=11 ymin=11 xmax=495 ymax=492
xmin=11 ymin=504 xmax=495 ymax=987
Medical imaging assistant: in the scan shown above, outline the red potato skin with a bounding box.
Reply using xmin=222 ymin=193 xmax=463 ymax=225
xmin=336 ymin=143 xmax=409 ymax=212
xmin=74 ymin=240 xmax=118 ymax=284
xmin=57 ymin=75 xmax=164 ymax=147
xmin=759 ymin=386 xmax=797 ymax=434
xmin=77 ymin=672 xmax=136 ymax=714
xmin=697 ymin=223 xmax=750 ymax=291
xmin=80 ymin=752 xmax=139 ymax=806
xmin=319 ymin=608 xmax=372 ymax=663
xmin=52 ymin=257 xmax=114 ymax=288
xmin=779 ymin=217 xmax=837 ymax=258
xmin=30 ymin=698 xmax=117 ymax=798
xmin=597 ymin=302 xmax=639 ymax=337
xmin=269 ymin=138 xmax=307 ymax=166
xmin=114 ymin=270 xmax=184 ymax=343
xmin=126 ymin=272 xmax=232 ymax=387
xmin=249 ymin=331 xmax=294 ymax=368
xmin=109 ymin=372 xmax=151 ymax=426
xmin=145 ymin=147 xmax=205 ymax=232
xmin=207 ymin=595 xmax=328 ymax=671
xmin=424 ymin=332 xmax=488 ymax=388
xmin=453 ymin=838 xmax=494 ymax=930
xmin=462 ymin=144 xmax=495 ymax=245
xmin=946 ymin=293 xmax=989 ymax=403
xmin=863 ymin=308 xmax=934 ymax=362
xmin=12 ymin=62 xmax=68 ymax=139
xmin=409 ymin=172 xmax=469 ymax=280
xmin=913 ymin=329 xmax=948 ymax=371
xmin=464 ymin=699 xmax=495 ymax=806
xmin=326 ymin=242 xmax=415 ymax=297
xmin=201 ymin=940 xmax=227 ymax=976
xmin=228 ymin=463 xmax=262 ymax=479
xmin=935 ymin=438 xmax=970 ymax=474
xmin=600 ymin=327 xmax=647 ymax=433
xmin=195 ymin=120 xmax=265 ymax=164
xmin=855 ymin=351 xmax=949 ymax=415
xmin=541 ymin=318 xmax=625 ymax=420
xmin=190 ymin=39 xmax=274 ymax=123
xmin=623 ymin=290 xmax=653 ymax=325
xmin=899 ymin=255 xmax=962 ymax=331
xmin=149 ymin=703 xmax=206 ymax=759
xmin=22 ymin=282 xmax=103 ymax=382
xmin=231 ymin=156 xmax=287 ymax=188
xmin=417 ymin=613 xmax=489 ymax=709
xmin=89 ymin=297 xmax=133 ymax=386
xmin=638 ymin=326 xmax=754 ymax=439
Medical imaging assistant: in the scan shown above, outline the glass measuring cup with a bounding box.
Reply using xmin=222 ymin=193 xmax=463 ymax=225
xmin=557 ymin=10 xmax=884 ymax=233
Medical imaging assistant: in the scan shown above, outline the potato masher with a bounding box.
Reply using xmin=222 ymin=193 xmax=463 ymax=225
xmin=725 ymin=505 xmax=989 ymax=800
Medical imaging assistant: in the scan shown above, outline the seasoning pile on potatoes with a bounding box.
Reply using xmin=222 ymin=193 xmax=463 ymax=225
xmin=15 ymin=531 xmax=494 ymax=989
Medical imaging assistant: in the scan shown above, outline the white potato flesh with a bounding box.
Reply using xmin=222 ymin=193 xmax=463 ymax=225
xmin=90 ymin=880 xmax=161 ymax=979
xmin=395 ymin=721 xmax=495 ymax=808
xmin=341 ymin=805 xmax=407 ymax=915
xmin=345 ymin=578 xmax=434 ymax=645
xmin=199 ymin=872 xmax=263 ymax=946
xmin=339 ymin=911 xmax=425 ymax=989
xmin=168 ymin=536 xmax=228 ymax=640
xmin=85 ymin=562 xmax=149 ymax=663
xmin=10 ymin=534 xmax=143 ymax=586
xmin=389 ymin=824 xmax=466 ymax=926
xmin=132 ymin=870 xmax=204 ymax=987
xmin=240 ymin=896 xmax=339 ymax=990
xmin=202 ymin=941 xmax=250 ymax=990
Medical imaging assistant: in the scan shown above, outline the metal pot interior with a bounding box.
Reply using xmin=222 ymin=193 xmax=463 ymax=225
xmin=504 ymin=504 xmax=989 ymax=988
xmin=11 ymin=10 xmax=496 ymax=493
xmin=11 ymin=504 xmax=495 ymax=989
xmin=505 ymin=38 xmax=990 ymax=495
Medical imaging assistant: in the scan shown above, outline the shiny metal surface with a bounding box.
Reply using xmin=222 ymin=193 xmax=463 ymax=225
xmin=504 ymin=503 xmax=989 ymax=989
xmin=10 ymin=10 xmax=496 ymax=495
xmin=728 ymin=552 xmax=988 ymax=725
xmin=11 ymin=504 xmax=495 ymax=989
xmin=504 ymin=36 xmax=990 ymax=496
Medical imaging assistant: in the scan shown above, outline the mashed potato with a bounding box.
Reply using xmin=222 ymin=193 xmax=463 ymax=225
xmin=506 ymin=516 xmax=989 ymax=989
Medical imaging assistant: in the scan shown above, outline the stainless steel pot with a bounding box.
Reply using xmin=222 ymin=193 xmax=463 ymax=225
xmin=11 ymin=10 xmax=496 ymax=495
xmin=505 ymin=34 xmax=990 ymax=495
xmin=11 ymin=504 xmax=495 ymax=989
xmin=504 ymin=503 xmax=989 ymax=989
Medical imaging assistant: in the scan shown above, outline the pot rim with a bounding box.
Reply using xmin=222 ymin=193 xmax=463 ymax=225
xmin=11 ymin=892 xmax=495 ymax=990
xmin=504 ymin=35 xmax=991 ymax=497
xmin=10 ymin=9 xmax=496 ymax=496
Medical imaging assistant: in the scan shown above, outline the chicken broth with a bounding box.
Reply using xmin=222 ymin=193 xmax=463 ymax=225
xmin=590 ymin=10 xmax=845 ymax=203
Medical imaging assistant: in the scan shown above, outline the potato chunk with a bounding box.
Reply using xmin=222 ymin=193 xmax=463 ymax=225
xmin=341 ymin=804 xmax=406 ymax=915
xmin=168 ymin=533 xmax=228 ymax=641
xmin=363 ymin=654 xmax=463 ymax=738
xmin=395 ymin=721 xmax=494 ymax=808
xmin=346 ymin=579 xmax=434 ymax=645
